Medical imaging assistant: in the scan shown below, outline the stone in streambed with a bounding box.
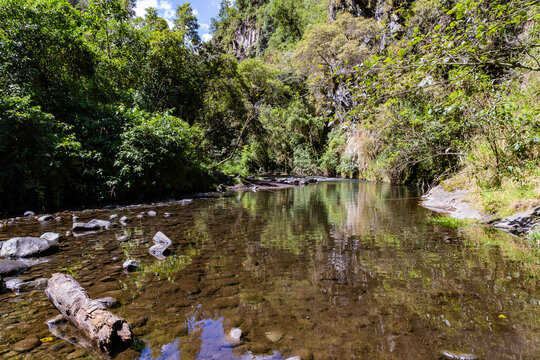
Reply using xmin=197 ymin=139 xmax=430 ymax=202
xmin=149 ymin=244 xmax=171 ymax=259
xmin=227 ymin=328 xmax=242 ymax=343
xmin=12 ymin=337 xmax=41 ymax=352
xmin=0 ymin=261 xmax=28 ymax=277
xmin=117 ymin=235 xmax=129 ymax=242
xmin=286 ymin=357 xmax=302 ymax=360
xmin=72 ymin=219 xmax=110 ymax=231
xmin=96 ymin=296 xmax=119 ymax=308
xmin=41 ymin=232 xmax=61 ymax=242
xmin=1 ymin=237 xmax=59 ymax=258
xmin=153 ymin=231 xmax=172 ymax=246
xmin=5 ymin=278 xmax=23 ymax=291
xmin=14 ymin=278 xmax=49 ymax=293
xmin=24 ymin=211 xmax=35 ymax=217
xmin=38 ymin=215 xmax=54 ymax=222
xmin=148 ymin=211 xmax=157 ymax=217
xmin=119 ymin=216 xmax=129 ymax=225
xmin=123 ymin=260 xmax=138 ymax=272
xmin=441 ymin=350 xmax=477 ymax=360
xmin=265 ymin=330 xmax=283 ymax=343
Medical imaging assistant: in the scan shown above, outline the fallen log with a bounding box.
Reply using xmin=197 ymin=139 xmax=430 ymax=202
xmin=45 ymin=273 xmax=132 ymax=355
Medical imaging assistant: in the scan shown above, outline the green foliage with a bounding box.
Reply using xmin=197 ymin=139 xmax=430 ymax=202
xmin=110 ymin=109 xmax=212 ymax=201
xmin=427 ymin=216 xmax=475 ymax=229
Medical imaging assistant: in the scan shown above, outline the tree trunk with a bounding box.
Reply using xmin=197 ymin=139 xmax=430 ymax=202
xmin=45 ymin=273 xmax=132 ymax=355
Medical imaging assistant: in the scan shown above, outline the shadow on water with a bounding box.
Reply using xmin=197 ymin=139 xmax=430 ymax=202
xmin=0 ymin=181 xmax=538 ymax=359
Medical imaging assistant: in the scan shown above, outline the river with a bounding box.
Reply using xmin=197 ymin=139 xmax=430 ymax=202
xmin=0 ymin=180 xmax=538 ymax=359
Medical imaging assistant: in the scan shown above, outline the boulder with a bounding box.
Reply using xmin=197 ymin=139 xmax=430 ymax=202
xmin=38 ymin=215 xmax=54 ymax=222
xmin=0 ymin=260 xmax=28 ymax=276
xmin=13 ymin=278 xmax=49 ymax=294
xmin=41 ymin=232 xmax=61 ymax=242
xmin=1 ymin=237 xmax=59 ymax=258
xmin=24 ymin=211 xmax=35 ymax=217
xmin=123 ymin=260 xmax=138 ymax=272
xmin=72 ymin=219 xmax=111 ymax=231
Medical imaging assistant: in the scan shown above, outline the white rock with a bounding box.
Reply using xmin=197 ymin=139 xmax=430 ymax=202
xmin=41 ymin=232 xmax=61 ymax=242
xmin=38 ymin=215 xmax=54 ymax=222
xmin=228 ymin=328 xmax=242 ymax=342
xmin=23 ymin=211 xmax=35 ymax=217
xmin=148 ymin=210 xmax=157 ymax=217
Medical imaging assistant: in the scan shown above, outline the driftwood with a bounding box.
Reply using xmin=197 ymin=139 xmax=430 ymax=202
xmin=45 ymin=273 xmax=132 ymax=355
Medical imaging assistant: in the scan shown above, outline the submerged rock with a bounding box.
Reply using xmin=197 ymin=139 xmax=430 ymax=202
xmin=14 ymin=278 xmax=49 ymax=294
xmin=12 ymin=337 xmax=41 ymax=352
xmin=123 ymin=259 xmax=139 ymax=272
xmin=1 ymin=237 xmax=59 ymax=258
xmin=0 ymin=260 xmax=28 ymax=276
xmin=72 ymin=219 xmax=111 ymax=231
xmin=228 ymin=328 xmax=242 ymax=342
xmin=441 ymin=351 xmax=477 ymax=360
xmin=265 ymin=330 xmax=283 ymax=343
xmin=96 ymin=296 xmax=119 ymax=308
xmin=38 ymin=215 xmax=54 ymax=222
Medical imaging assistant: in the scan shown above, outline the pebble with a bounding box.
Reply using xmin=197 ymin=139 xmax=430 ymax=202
xmin=117 ymin=235 xmax=128 ymax=242
xmin=148 ymin=210 xmax=157 ymax=216
xmin=119 ymin=216 xmax=129 ymax=225
xmin=110 ymin=214 xmax=118 ymax=220
xmin=286 ymin=357 xmax=302 ymax=360
xmin=23 ymin=211 xmax=35 ymax=217
xmin=228 ymin=328 xmax=243 ymax=342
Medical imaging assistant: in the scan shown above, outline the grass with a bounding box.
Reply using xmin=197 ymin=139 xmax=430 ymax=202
xmin=427 ymin=216 xmax=475 ymax=229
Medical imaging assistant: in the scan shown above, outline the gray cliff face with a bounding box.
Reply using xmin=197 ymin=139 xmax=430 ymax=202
xmin=232 ymin=21 xmax=261 ymax=60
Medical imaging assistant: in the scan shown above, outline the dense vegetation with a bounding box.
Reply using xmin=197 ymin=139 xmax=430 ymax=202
xmin=1 ymin=0 xmax=539 ymax=215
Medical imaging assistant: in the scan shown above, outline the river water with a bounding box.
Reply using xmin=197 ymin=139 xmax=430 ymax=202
xmin=0 ymin=181 xmax=538 ymax=359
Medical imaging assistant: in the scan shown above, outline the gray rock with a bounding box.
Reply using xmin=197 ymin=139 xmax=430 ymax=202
xmin=153 ymin=231 xmax=172 ymax=246
xmin=286 ymin=357 xmax=302 ymax=360
xmin=55 ymin=216 xmax=62 ymax=221
xmin=117 ymin=235 xmax=128 ymax=242
xmin=421 ymin=185 xmax=487 ymax=221
xmin=96 ymin=296 xmax=119 ymax=308
xmin=41 ymin=232 xmax=61 ymax=242
xmin=38 ymin=215 xmax=54 ymax=222
xmin=491 ymin=206 xmax=540 ymax=235
xmin=148 ymin=210 xmax=157 ymax=217
xmin=123 ymin=259 xmax=139 ymax=272
xmin=5 ymin=278 xmax=23 ymax=290
xmin=227 ymin=328 xmax=242 ymax=342
xmin=164 ymin=213 xmax=171 ymax=217
xmin=14 ymin=278 xmax=49 ymax=293
xmin=0 ymin=260 xmax=28 ymax=276
xmin=441 ymin=351 xmax=477 ymax=360
xmin=1 ymin=237 xmax=59 ymax=258
xmin=149 ymin=244 xmax=171 ymax=259
xmin=72 ymin=219 xmax=111 ymax=231
xmin=23 ymin=211 xmax=35 ymax=217
xmin=109 ymin=214 xmax=118 ymax=220
xmin=119 ymin=216 xmax=129 ymax=225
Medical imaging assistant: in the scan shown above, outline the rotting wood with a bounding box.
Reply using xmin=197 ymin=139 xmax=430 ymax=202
xmin=45 ymin=273 xmax=132 ymax=355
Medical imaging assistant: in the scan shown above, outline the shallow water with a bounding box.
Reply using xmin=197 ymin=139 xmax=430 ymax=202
xmin=0 ymin=181 xmax=539 ymax=359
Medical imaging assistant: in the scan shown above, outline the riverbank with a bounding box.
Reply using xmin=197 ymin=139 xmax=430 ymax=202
xmin=422 ymin=185 xmax=540 ymax=238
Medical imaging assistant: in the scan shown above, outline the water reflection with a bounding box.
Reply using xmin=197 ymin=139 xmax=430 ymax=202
xmin=0 ymin=181 xmax=538 ymax=359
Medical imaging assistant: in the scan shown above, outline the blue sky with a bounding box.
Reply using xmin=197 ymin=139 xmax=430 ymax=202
xmin=134 ymin=0 xmax=222 ymax=41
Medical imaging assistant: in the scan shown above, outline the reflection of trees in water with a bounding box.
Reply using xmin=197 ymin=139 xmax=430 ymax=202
xmin=173 ymin=181 xmax=539 ymax=359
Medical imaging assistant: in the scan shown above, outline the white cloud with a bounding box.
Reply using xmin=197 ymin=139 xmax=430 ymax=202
xmin=134 ymin=0 xmax=157 ymax=18
xmin=158 ymin=0 xmax=175 ymax=22
xmin=201 ymin=23 xmax=210 ymax=30
xmin=202 ymin=33 xmax=213 ymax=42
xmin=193 ymin=9 xmax=199 ymax=16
